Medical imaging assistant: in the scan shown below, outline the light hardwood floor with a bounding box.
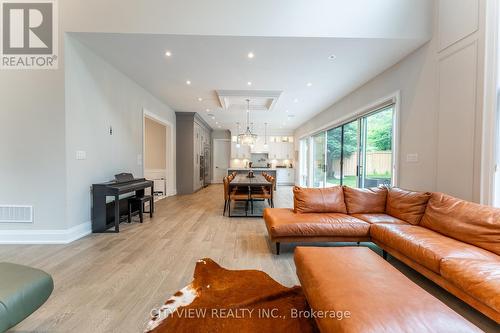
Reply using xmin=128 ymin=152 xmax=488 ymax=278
xmin=1 ymin=185 xmax=497 ymax=332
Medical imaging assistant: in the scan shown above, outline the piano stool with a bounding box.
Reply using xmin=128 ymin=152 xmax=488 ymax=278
xmin=128 ymin=195 xmax=154 ymax=223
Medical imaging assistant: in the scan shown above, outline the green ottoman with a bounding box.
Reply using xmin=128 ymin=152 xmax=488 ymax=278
xmin=0 ymin=262 xmax=54 ymax=332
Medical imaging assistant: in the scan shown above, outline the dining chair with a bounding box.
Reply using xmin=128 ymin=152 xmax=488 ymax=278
xmin=250 ymin=178 xmax=274 ymax=213
xmin=223 ymin=176 xmax=250 ymax=216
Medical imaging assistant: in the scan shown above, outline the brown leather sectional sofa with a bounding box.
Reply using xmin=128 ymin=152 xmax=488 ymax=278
xmin=263 ymin=186 xmax=500 ymax=323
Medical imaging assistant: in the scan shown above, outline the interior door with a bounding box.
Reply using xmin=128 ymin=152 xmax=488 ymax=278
xmin=213 ymin=140 xmax=230 ymax=183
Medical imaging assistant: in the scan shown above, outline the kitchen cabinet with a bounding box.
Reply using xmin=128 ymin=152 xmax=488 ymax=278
xmin=268 ymin=142 xmax=294 ymax=160
xmin=231 ymin=143 xmax=250 ymax=159
xmin=176 ymin=112 xmax=211 ymax=194
xmin=276 ymin=168 xmax=295 ymax=185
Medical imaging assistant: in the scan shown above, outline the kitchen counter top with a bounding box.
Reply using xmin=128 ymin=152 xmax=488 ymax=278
xmin=228 ymin=167 xmax=294 ymax=171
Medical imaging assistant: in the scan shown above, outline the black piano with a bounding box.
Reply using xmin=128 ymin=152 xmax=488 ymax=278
xmin=92 ymin=173 xmax=154 ymax=233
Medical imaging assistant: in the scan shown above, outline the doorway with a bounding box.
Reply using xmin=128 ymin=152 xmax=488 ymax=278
xmin=143 ymin=110 xmax=174 ymax=200
xmin=213 ymin=139 xmax=230 ymax=183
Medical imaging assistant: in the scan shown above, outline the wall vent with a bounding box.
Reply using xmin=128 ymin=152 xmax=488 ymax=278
xmin=0 ymin=205 xmax=33 ymax=223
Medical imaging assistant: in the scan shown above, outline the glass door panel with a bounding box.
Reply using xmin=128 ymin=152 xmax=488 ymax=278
xmin=360 ymin=107 xmax=394 ymax=188
xmin=299 ymin=138 xmax=309 ymax=187
xmin=342 ymin=120 xmax=360 ymax=188
xmin=312 ymin=132 xmax=326 ymax=188
xmin=326 ymin=127 xmax=342 ymax=187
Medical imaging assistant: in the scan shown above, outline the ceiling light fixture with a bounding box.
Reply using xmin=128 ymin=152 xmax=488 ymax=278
xmin=186 ymin=80 xmax=191 ymax=85
xmin=198 ymin=97 xmax=203 ymax=102
xmin=165 ymin=51 xmax=172 ymax=57
xmin=307 ymin=82 xmax=312 ymax=87
xmin=247 ymin=81 xmax=252 ymax=86
xmin=293 ymin=98 xmax=299 ymax=103
xmin=247 ymin=52 xmax=255 ymax=59
xmin=238 ymin=99 xmax=258 ymax=146
xmin=206 ymin=108 xmax=210 ymax=112
xmin=328 ymin=54 xmax=336 ymax=60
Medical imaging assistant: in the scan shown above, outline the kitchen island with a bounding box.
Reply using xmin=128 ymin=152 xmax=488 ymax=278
xmin=227 ymin=168 xmax=295 ymax=186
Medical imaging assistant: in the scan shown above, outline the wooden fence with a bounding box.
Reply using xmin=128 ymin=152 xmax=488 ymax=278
xmin=328 ymin=151 xmax=392 ymax=177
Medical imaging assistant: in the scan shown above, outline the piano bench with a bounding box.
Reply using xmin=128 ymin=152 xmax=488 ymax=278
xmin=128 ymin=195 xmax=153 ymax=223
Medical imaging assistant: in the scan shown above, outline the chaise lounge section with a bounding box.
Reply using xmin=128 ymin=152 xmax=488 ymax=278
xmin=263 ymin=186 xmax=500 ymax=323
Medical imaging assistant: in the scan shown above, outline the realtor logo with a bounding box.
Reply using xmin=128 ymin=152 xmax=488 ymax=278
xmin=1 ymin=0 xmax=57 ymax=69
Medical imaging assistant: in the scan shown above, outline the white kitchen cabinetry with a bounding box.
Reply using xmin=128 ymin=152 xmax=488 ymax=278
xmin=231 ymin=143 xmax=250 ymax=159
xmin=268 ymin=142 xmax=294 ymax=160
xmin=276 ymin=168 xmax=295 ymax=185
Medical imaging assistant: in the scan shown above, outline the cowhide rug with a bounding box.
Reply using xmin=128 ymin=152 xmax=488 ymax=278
xmin=145 ymin=258 xmax=318 ymax=333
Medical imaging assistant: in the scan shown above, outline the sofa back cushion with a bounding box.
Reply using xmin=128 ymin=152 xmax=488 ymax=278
xmin=343 ymin=186 xmax=387 ymax=214
xmin=420 ymin=193 xmax=500 ymax=255
xmin=293 ymin=186 xmax=347 ymax=214
xmin=386 ymin=187 xmax=431 ymax=225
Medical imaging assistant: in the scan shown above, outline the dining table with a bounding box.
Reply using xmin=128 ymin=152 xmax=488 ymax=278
xmin=228 ymin=174 xmax=273 ymax=217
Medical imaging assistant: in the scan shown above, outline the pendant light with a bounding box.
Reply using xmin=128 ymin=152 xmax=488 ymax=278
xmin=238 ymin=99 xmax=258 ymax=145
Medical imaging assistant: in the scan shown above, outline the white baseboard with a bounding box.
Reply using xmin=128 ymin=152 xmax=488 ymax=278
xmin=0 ymin=221 xmax=92 ymax=244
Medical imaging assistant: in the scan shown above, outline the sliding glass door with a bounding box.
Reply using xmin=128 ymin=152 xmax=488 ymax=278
xmin=300 ymin=104 xmax=395 ymax=189
xmin=299 ymin=138 xmax=309 ymax=187
xmin=359 ymin=106 xmax=394 ymax=188
xmin=326 ymin=127 xmax=342 ymax=186
xmin=341 ymin=120 xmax=360 ymax=187
xmin=312 ymin=132 xmax=326 ymax=187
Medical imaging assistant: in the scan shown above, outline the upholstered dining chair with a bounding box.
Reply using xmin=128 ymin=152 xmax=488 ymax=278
xmin=223 ymin=176 xmax=250 ymax=216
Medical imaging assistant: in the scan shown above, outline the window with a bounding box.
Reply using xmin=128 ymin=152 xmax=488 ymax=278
xmin=300 ymin=104 xmax=395 ymax=188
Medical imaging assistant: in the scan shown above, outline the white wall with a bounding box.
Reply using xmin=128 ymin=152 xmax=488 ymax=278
xmin=65 ymin=36 xmax=176 ymax=229
xmin=295 ymin=0 xmax=489 ymax=202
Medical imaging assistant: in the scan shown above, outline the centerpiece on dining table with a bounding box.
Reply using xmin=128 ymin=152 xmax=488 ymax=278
xmin=247 ymin=170 xmax=254 ymax=178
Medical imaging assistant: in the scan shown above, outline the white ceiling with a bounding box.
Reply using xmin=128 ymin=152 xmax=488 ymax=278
xmin=74 ymin=33 xmax=428 ymax=134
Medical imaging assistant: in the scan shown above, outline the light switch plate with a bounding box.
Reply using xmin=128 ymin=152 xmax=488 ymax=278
xmin=406 ymin=153 xmax=418 ymax=163
xmin=76 ymin=150 xmax=86 ymax=160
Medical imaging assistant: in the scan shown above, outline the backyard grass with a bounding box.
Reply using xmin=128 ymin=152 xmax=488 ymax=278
xmin=326 ymin=175 xmax=391 ymax=188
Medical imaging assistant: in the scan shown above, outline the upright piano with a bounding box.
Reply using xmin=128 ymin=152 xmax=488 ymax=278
xmin=92 ymin=173 xmax=154 ymax=233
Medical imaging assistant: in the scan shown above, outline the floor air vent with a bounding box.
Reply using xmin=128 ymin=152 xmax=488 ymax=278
xmin=0 ymin=205 xmax=33 ymax=223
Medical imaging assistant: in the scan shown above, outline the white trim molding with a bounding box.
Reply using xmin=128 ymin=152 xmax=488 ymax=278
xmin=0 ymin=221 xmax=91 ymax=244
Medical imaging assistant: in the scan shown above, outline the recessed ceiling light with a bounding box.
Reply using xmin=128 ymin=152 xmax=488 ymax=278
xmin=247 ymin=81 xmax=252 ymax=86
xmin=165 ymin=51 xmax=172 ymax=57
xmin=328 ymin=54 xmax=336 ymax=60
xmin=247 ymin=52 xmax=255 ymax=59
xmin=197 ymin=97 xmax=203 ymax=102
xmin=285 ymin=110 xmax=289 ymax=113
xmin=186 ymin=80 xmax=191 ymax=85
xmin=307 ymin=82 xmax=312 ymax=87
xmin=206 ymin=108 xmax=210 ymax=112
xmin=293 ymin=98 xmax=299 ymax=103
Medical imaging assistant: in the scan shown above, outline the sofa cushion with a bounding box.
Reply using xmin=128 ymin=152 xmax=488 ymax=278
xmin=386 ymin=187 xmax=431 ymax=225
xmin=440 ymin=258 xmax=500 ymax=313
xmin=293 ymin=186 xmax=347 ymax=214
xmin=370 ymin=224 xmax=499 ymax=274
xmin=351 ymin=213 xmax=408 ymax=225
xmin=263 ymin=208 xmax=370 ymax=238
xmin=343 ymin=186 xmax=387 ymax=214
xmin=420 ymin=193 xmax=500 ymax=255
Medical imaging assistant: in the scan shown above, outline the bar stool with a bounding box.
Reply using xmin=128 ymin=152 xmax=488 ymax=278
xmin=128 ymin=195 xmax=153 ymax=223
